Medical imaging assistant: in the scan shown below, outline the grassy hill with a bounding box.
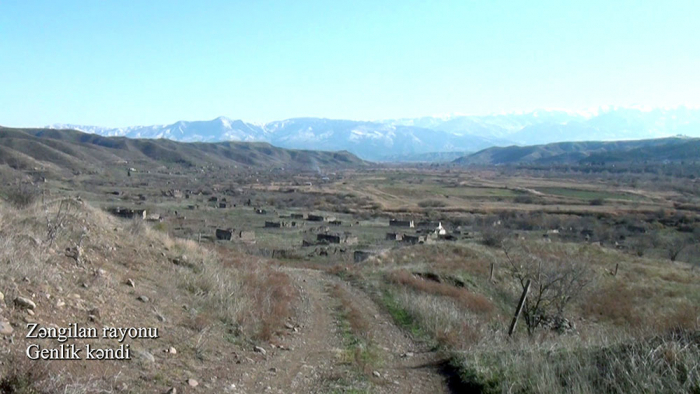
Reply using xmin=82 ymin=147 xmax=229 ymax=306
xmin=0 ymin=126 xmax=366 ymax=176
xmin=454 ymin=136 xmax=700 ymax=165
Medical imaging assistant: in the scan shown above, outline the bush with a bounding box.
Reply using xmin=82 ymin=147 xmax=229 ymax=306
xmin=481 ymin=226 xmax=508 ymax=247
xmin=2 ymin=182 xmax=40 ymax=208
xmin=418 ymin=199 xmax=447 ymax=208
xmin=589 ymin=198 xmax=605 ymax=206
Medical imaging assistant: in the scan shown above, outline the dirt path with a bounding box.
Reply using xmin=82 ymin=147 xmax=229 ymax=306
xmin=230 ymin=268 xmax=449 ymax=393
xmin=333 ymin=278 xmax=451 ymax=394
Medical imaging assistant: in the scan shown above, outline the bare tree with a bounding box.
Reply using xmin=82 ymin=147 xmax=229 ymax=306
xmin=654 ymin=233 xmax=696 ymax=262
xmin=503 ymin=241 xmax=595 ymax=334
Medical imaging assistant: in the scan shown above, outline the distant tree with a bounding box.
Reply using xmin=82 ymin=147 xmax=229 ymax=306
xmin=654 ymin=233 xmax=696 ymax=262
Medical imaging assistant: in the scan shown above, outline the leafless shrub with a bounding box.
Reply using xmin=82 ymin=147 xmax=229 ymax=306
xmin=503 ymin=241 xmax=595 ymax=334
xmin=481 ymin=226 xmax=508 ymax=248
xmin=2 ymin=181 xmax=40 ymax=208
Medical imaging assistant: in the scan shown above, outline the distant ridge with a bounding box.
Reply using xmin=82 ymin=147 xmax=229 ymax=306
xmin=453 ymin=136 xmax=700 ymax=165
xmin=0 ymin=126 xmax=365 ymax=177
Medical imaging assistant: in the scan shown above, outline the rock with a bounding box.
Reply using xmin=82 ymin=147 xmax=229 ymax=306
xmin=168 ymin=347 xmax=177 ymax=354
xmin=401 ymin=352 xmax=414 ymax=358
xmin=126 ymin=278 xmax=135 ymax=287
xmin=27 ymin=309 xmax=35 ymax=316
xmin=284 ymin=322 xmax=294 ymax=330
xmin=165 ymin=388 xmax=177 ymax=394
xmin=0 ymin=291 xmax=4 ymax=302
xmin=187 ymin=378 xmax=198 ymax=387
xmin=88 ymin=308 xmax=101 ymax=318
xmin=56 ymin=299 xmax=65 ymax=308
xmin=14 ymin=296 xmax=36 ymax=310
xmin=88 ymin=315 xmax=98 ymax=322
xmin=96 ymin=268 xmax=107 ymax=277
xmin=0 ymin=320 xmax=13 ymax=335
xmin=254 ymin=346 xmax=267 ymax=355
xmin=269 ymin=367 xmax=277 ymax=373
xmin=137 ymin=295 xmax=149 ymax=303
xmin=372 ymin=371 xmax=381 ymax=378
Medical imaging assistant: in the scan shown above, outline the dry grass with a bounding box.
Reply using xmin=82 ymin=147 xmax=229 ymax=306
xmin=386 ymin=270 xmax=494 ymax=314
xmin=0 ymin=197 xmax=297 ymax=390
xmin=353 ymin=240 xmax=700 ymax=391
xmin=330 ymin=284 xmax=380 ymax=375
xmin=454 ymin=329 xmax=700 ymax=394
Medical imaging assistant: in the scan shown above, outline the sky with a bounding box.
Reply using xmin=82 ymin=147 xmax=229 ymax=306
xmin=1 ymin=0 xmax=698 ymax=127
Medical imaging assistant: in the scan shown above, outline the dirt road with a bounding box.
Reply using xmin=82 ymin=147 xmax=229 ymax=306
xmin=231 ymin=268 xmax=450 ymax=393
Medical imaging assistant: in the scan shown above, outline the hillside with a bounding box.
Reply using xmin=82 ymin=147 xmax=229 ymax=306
xmin=0 ymin=126 xmax=365 ymax=176
xmin=454 ymin=136 xmax=700 ymax=165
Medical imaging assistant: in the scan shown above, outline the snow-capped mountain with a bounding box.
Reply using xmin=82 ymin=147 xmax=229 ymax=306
xmin=48 ymin=117 xmax=509 ymax=161
xmin=46 ymin=106 xmax=700 ymax=161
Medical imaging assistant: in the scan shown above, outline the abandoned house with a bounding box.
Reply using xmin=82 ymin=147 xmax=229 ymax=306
xmin=402 ymin=234 xmax=424 ymax=244
xmin=216 ymin=228 xmax=233 ymax=241
xmin=316 ymin=233 xmax=358 ymax=245
xmin=386 ymin=232 xmax=402 ymax=241
xmin=353 ymin=250 xmax=374 ymax=263
xmin=218 ymin=202 xmax=227 ymax=209
xmin=265 ymin=221 xmax=291 ymax=228
xmin=390 ymin=219 xmax=415 ymax=228
xmin=107 ymin=207 xmax=147 ymax=220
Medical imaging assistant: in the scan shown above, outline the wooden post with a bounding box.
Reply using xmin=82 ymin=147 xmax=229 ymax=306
xmin=489 ymin=262 xmax=495 ymax=282
xmin=508 ymin=279 xmax=531 ymax=337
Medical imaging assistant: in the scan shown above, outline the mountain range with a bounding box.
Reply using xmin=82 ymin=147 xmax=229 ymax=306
xmin=46 ymin=106 xmax=700 ymax=161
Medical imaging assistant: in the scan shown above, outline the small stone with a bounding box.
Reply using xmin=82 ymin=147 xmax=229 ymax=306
xmin=0 ymin=320 xmax=13 ymax=335
xmin=126 ymin=278 xmax=135 ymax=287
xmin=284 ymin=322 xmax=294 ymax=330
xmin=168 ymin=347 xmax=177 ymax=354
xmin=401 ymin=352 xmax=414 ymax=358
xmin=81 ymin=283 xmax=89 ymax=288
xmin=187 ymin=378 xmax=198 ymax=387
xmin=137 ymin=295 xmax=149 ymax=303
xmin=0 ymin=291 xmax=4 ymax=302
xmin=27 ymin=309 xmax=35 ymax=316
xmin=88 ymin=308 xmax=101 ymax=318
xmin=372 ymin=371 xmax=381 ymax=378
xmin=88 ymin=315 xmax=98 ymax=322
xmin=165 ymin=388 xmax=177 ymax=394
xmin=56 ymin=299 xmax=65 ymax=308
xmin=254 ymin=346 xmax=267 ymax=355
xmin=14 ymin=296 xmax=36 ymax=310
xmin=97 ymin=269 xmax=107 ymax=277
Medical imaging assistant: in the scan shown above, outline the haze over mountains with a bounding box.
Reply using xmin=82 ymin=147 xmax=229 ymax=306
xmin=47 ymin=106 xmax=700 ymax=161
